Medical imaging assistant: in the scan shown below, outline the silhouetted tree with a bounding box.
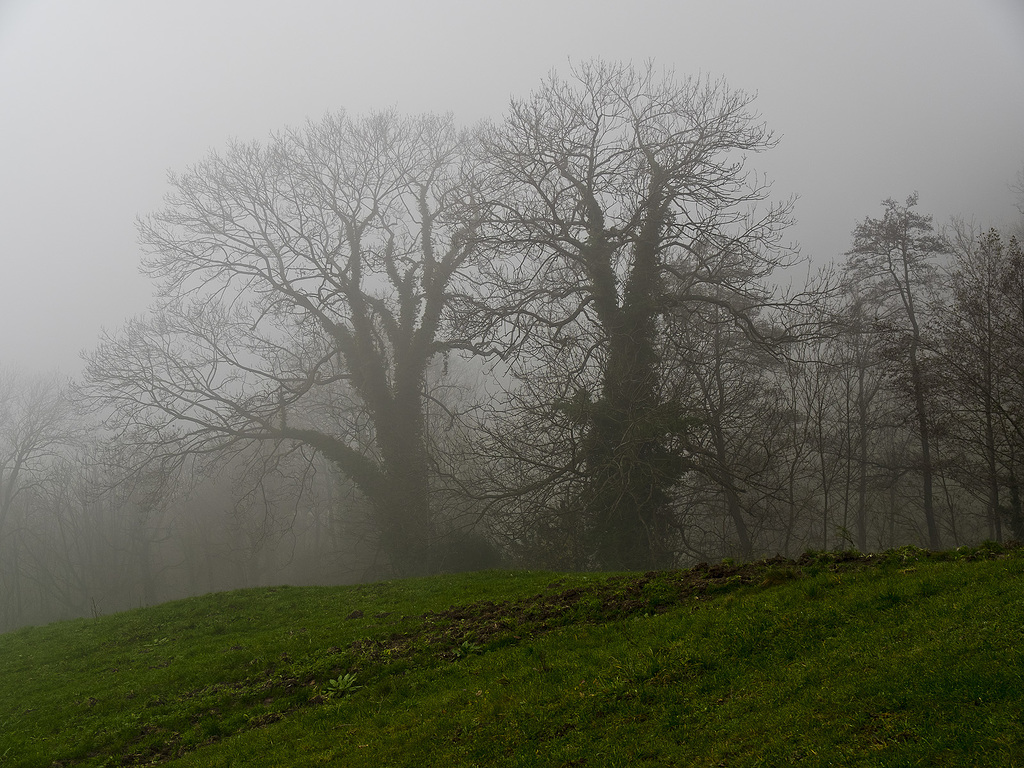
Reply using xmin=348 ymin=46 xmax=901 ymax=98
xmin=845 ymin=194 xmax=948 ymax=549
xmin=84 ymin=112 xmax=484 ymax=576
xmin=467 ymin=61 xmax=801 ymax=568
xmin=938 ymin=224 xmax=1024 ymax=539
xmin=0 ymin=369 xmax=77 ymax=542
xmin=0 ymin=368 xmax=80 ymax=627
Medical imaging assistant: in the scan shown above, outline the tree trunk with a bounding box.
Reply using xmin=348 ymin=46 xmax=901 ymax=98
xmin=909 ymin=348 xmax=941 ymax=550
xmin=855 ymin=364 xmax=870 ymax=553
xmin=710 ymin=416 xmax=753 ymax=560
xmin=984 ymin=398 xmax=1002 ymax=542
xmin=582 ymin=199 xmax=678 ymax=570
xmin=375 ymin=372 xmax=435 ymax=576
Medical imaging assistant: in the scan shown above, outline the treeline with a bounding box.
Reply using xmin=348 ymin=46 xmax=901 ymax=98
xmin=1 ymin=61 xmax=1022 ymax=631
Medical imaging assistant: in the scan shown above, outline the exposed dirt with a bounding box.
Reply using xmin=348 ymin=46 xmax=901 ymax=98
xmin=347 ymin=542 xmax=1020 ymax=666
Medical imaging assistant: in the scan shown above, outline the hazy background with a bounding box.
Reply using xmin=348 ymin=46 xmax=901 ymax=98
xmin=1 ymin=0 xmax=1022 ymax=373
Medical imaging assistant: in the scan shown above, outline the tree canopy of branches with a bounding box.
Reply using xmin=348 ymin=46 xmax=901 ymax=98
xmin=469 ymin=61 xmax=799 ymax=569
xmin=84 ymin=111 xmax=482 ymax=576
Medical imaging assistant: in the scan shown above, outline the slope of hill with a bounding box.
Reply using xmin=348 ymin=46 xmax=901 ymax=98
xmin=2 ymin=544 xmax=1022 ymax=767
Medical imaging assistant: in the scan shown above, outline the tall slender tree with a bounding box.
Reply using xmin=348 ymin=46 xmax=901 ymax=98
xmin=845 ymin=194 xmax=947 ymax=549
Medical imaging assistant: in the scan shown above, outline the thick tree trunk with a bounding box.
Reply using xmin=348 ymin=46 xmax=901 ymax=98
xmin=585 ymin=351 xmax=672 ymax=570
xmin=581 ymin=199 xmax=679 ymax=570
xmin=375 ymin=376 xmax=435 ymax=576
xmin=284 ymin=407 xmax=433 ymax=577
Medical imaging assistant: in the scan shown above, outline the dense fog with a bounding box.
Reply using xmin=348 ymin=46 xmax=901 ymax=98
xmin=1 ymin=2 xmax=1023 ymax=631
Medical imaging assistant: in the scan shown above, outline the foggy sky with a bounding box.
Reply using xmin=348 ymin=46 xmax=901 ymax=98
xmin=1 ymin=0 xmax=1022 ymax=372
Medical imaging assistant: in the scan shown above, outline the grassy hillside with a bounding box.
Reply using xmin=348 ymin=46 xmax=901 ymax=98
xmin=2 ymin=544 xmax=1023 ymax=767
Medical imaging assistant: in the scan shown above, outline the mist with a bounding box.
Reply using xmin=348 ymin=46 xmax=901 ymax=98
xmin=1 ymin=1 xmax=1023 ymax=631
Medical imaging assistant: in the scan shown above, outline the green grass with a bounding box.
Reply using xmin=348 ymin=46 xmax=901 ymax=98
xmin=2 ymin=544 xmax=1024 ymax=766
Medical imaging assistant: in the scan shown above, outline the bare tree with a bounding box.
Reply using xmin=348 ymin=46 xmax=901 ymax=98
xmin=0 ymin=369 xmax=77 ymax=542
xmin=938 ymin=223 xmax=1024 ymax=539
xmin=467 ymin=61 xmax=801 ymax=568
xmin=0 ymin=368 xmax=79 ymax=627
xmin=845 ymin=194 xmax=948 ymax=549
xmin=818 ymin=281 xmax=894 ymax=553
xmin=666 ymin=300 xmax=773 ymax=560
xmin=84 ymin=111 xmax=483 ymax=576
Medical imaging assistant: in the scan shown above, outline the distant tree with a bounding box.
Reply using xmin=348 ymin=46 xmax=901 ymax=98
xmin=0 ymin=368 xmax=79 ymax=627
xmin=832 ymin=284 xmax=891 ymax=552
xmin=665 ymin=299 xmax=776 ymax=560
xmin=763 ymin=311 xmax=843 ymax=555
xmin=0 ymin=369 xmax=77 ymax=542
xmin=84 ymin=111 xmax=484 ymax=576
xmin=467 ymin=61 xmax=802 ymax=568
xmin=845 ymin=194 xmax=948 ymax=549
xmin=938 ymin=223 xmax=1024 ymax=539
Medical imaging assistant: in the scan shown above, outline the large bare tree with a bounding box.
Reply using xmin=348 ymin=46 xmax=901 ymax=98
xmin=467 ymin=61 xmax=800 ymax=569
xmin=85 ymin=111 xmax=483 ymax=576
